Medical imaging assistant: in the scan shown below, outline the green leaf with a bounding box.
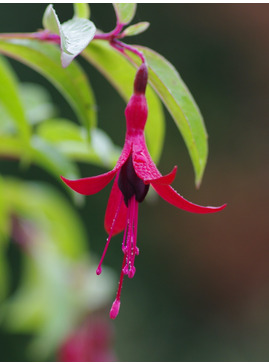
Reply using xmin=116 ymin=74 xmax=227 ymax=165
xmin=0 ymin=249 xmax=9 ymax=302
xmin=0 ymin=135 xmax=22 ymax=158
xmin=129 ymin=46 xmax=208 ymax=187
xmin=37 ymin=118 xmax=83 ymax=143
xmin=0 ymin=178 xmax=10 ymax=244
xmin=42 ymin=4 xmax=96 ymax=68
xmin=0 ymin=134 xmax=79 ymax=184
xmin=31 ymin=135 xmax=79 ymax=180
xmin=37 ymin=118 xmax=120 ymax=169
xmin=19 ymin=83 xmax=56 ymax=125
xmin=61 ymin=17 xmax=96 ymax=68
xmin=2 ymin=179 xmax=115 ymax=357
xmin=0 ymin=103 xmax=16 ymax=134
xmin=0 ymin=246 xmax=10 ymax=304
xmin=0 ymin=179 xmax=10 ymax=302
xmin=113 ymin=3 xmax=137 ymax=25
xmin=0 ymin=81 xmax=55 ymax=132
xmin=73 ymin=3 xmax=91 ymax=19
xmin=122 ymin=22 xmax=150 ymax=37
xmin=82 ymin=40 xmax=165 ymax=163
xmin=0 ymin=56 xmax=30 ymax=143
xmin=4 ymin=252 xmax=115 ymax=358
xmin=0 ymin=121 xmax=119 ymax=174
xmin=4 ymin=180 xmax=88 ymax=259
xmin=0 ymin=39 xmax=97 ymax=131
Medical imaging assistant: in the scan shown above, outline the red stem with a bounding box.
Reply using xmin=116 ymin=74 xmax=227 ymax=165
xmin=113 ymin=39 xmax=145 ymax=64
xmin=93 ymin=22 xmax=124 ymax=40
xmin=0 ymin=21 xmax=145 ymax=65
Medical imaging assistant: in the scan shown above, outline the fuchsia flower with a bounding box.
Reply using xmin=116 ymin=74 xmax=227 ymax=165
xmin=61 ymin=64 xmax=226 ymax=319
xmin=58 ymin=316 xmax=116 ymax=362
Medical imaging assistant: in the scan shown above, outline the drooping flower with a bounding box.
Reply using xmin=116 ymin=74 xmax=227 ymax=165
xmin=58 ymin=316 xmax=116 ymax=362
xmin=61 ymin=63 xmax=226 ymax=319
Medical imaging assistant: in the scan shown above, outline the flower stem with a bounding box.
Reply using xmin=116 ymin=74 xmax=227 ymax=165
xmin=93 ymin=22 xmax=124 ymax=41
xmin=0 ymin=21 xmax=145 ymax=65
xmin=93 ymin=21 xmax=145 ymax=65
xmin=0 ymin=30 xmax=61 ymax=44
xmin=113 ymin=39 xmax=145 ymax=64
xmin=108 ymin=38 xmax=145 ymax=65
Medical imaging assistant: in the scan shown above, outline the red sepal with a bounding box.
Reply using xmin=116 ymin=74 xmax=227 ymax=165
xmin=149 ymin=166 xmax=177 ymax=185
xmin=151 ymin=183 xmax=227 ymax=214
xmin=104 ymin=173 xmax=128 ymax=236
xmin=61 ymin=170 xmax=116 ymax=195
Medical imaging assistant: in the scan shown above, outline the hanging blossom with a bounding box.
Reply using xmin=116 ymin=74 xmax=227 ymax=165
xmin=61 ymin=64 xmax=226 ymax=319
xmin=58 ymin=316 xmax=116 ymax=362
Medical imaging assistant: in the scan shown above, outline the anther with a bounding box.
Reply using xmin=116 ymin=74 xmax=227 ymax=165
xmin=128 ymin=267 xmax=136 ymax=279
xmin=110 ymin=298 xmax=120 ymax=319
xmin=123 ymin=265 xmax=129 ymax=275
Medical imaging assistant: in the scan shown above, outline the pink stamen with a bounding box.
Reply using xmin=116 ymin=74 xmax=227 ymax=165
xmin=96 ymin=195 xmax=123 ymax=275
xmin=134 ymin=201 xmax=139 ymax=256
xmin=121 ymin=213 xmax=129 ymax=254
xmin=128 ymin=198 xmax=136 ymax=278
xmin=124 ymin=201 xmax=133 ymax=274
xmin=128 ymin=200 xmax=139 ymax=278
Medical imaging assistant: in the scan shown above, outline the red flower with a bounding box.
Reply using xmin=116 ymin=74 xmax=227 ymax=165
xmin=61 ymin=64 xmax=226 ymax=319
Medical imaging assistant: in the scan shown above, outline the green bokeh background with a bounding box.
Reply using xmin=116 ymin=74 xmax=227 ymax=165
xmin=1 ymin=3 xmax=269 ymax=361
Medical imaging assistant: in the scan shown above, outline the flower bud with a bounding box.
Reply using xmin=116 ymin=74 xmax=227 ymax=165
xmin=134 ymin=63 xmax=148 ymax=95
xmin=125 ymin=64 xmax=149 ymax=133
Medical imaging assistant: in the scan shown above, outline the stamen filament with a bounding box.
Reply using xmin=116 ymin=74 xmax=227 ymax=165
xmin=134 ymin=200 xmax=139 ymax=255
xmin=122 ymin=212 xmax=129 ymax=254
xmin=129 ymin=197 xmax=136 ymax=277
xmin=122 ymin=196 xmax=139 ymax=278
xmin=96 ymin=194 xmax=123 ymax=275
xmin=123 ymin=198 xmax=131 ymax=274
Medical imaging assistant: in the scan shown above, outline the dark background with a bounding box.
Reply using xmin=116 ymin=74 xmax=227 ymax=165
xmin=1 ymin=3 xmax=269 ymax=361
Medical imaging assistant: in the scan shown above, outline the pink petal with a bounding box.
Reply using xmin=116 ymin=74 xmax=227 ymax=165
xmin=104 ymin=173 xmax=128 ymax=236
xmin=61 ymin=170 xmax=117 ymax=195
xmin=151 ymin=183 xmax=227 ymax=213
